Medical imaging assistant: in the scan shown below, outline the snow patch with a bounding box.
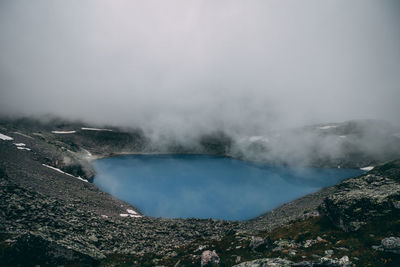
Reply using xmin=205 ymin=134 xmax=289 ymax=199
xmin=360 ymin=166 xmax=374 ymax=171
xmin=82 ymin=149 xmax=94 ymax=159
xmin=14 ymin=143 xmax=26 ymax=147
xmin=81 ymin=127 xmax=113 ymax=132
xmin=17 ymin=147 xmax=31 ymax=151
xmin=76 ymin=176 xmax=88 ymax=182
xmin=318 ymin=125 xmax=337 ymax=130
xmin=127 ymin=209 xmax=137 ymax=215
xmin=0 ymin=133 xmax=13 ymax=141
xmin=51 ymin=130 xmax=76 ymax=134
xmin=120 ymin=210 xmax=142 ymax=218
xmin=42 ymin=164 xmax=88 ymax=182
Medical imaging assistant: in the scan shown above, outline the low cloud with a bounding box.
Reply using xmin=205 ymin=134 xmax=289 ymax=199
xmin=0 ymin=0 xmax=399 ymax=139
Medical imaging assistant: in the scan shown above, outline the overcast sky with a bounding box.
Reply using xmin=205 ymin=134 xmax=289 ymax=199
xmin=1 ymin=0 xmax=399 ymax=135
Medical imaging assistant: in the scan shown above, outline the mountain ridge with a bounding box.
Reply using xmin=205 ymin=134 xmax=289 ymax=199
xmin=0 ymin=117 xmax=399 ymax=266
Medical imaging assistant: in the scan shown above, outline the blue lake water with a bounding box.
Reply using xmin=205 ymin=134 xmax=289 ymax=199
xmin=93 ymin=154 xmax=363 ymax=221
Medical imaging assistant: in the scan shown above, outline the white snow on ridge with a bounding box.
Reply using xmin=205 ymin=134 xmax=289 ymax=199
xmin=17 ymin=147 xmax=31 ymax=151
xmin=318 ymin=125 xmax=337 ymax=130
xmin=76 ymin=176 xmax=89 ymax=182
xmin=14 ymin=143 xmax=26 ymax=146
xmin=127 ymin=209 xmax=138 ymax=215
xmin=360 ymin=166 xmax=374 ymax=171
xmin=13 ymin=142 xmax=31 ymax=151
xmin=42 ymin=164 xmax=88 ymax=182
xmin=127 ymin=209 xmax=142 ymax=217
xmin=120 ymin=209 xmax=142 ymax=218
xmin=0 ymin=133 xmax=13 ymax=141
xmin=81 ymin=127 xmax=113 ymax=132
xmin=51 ymin=130 xmax=76 ymax=134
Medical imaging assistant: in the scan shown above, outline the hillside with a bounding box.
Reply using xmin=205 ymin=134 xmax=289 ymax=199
xmin=0 ymin=117 xmax=399 ymax=266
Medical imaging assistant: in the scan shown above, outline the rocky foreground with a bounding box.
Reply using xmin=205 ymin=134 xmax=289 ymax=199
xmin=0 ymin=117 xmax=399 ymax=266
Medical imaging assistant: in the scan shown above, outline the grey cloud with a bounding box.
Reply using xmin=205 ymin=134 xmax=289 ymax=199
xmin=1 ymin=0 xmax=400 ymax=138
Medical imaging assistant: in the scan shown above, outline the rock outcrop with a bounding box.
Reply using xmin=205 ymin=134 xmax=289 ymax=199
xmin=201 ymin=250 xmax=220 ymax=266
xmin=373 ymin=237 xmax=400 ymax=254
xmin=233 ymin=256 xmax=352 ymax=267
xmin=319 ymin=161 xmax=400 ymax=231
xmin=233 ymin=257 xmax=293 ymax=267
xmin=249 ymin=236 xmax=272 ymax=252
xmin=1 ymin=117 xmax=400 ymax=265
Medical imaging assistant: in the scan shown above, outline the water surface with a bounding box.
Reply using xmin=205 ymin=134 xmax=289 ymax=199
xmin=93 ymin=154 xmax=363 ymax=220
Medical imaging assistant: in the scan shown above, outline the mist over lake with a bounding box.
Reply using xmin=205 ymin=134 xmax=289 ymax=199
xmin=1 ymin=0 xmax=400 ymax=265
xmin=93 ymin=154 xmax=363 ymax=220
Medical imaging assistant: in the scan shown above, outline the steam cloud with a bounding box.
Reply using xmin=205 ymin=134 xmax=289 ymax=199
xmin=1 ymin=0 xmax=400 ymax=138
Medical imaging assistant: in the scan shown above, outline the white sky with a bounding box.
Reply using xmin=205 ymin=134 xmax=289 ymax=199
xmin=1 ymin=0 xmax=399 ymax=135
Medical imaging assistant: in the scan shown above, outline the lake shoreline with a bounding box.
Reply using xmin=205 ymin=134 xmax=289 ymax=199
xmin=1 ymin=117 xmax=399 ymax=266
xmin=93 ymin=154 xmax=364 ymax=221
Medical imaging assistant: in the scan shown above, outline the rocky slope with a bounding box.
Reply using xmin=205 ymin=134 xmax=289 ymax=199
xmin=0 ymin=171 xmax=236 ymax=266
xmin=320 ymin=160 xmax=400 ymax=232
xmin=0 ymin=117 xmax=399 ymax=266
xmin=228 ymin=161 xmax=400 ymax=267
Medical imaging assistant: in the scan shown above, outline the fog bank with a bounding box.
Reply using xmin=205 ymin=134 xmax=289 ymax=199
xmin=1 ymin=0 xmax=400 ymax=138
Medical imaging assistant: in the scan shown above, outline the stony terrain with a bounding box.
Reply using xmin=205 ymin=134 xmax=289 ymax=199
xmin=320 ymin=161 xmax=400 ymax=232
xmin=0 ymin=172 xmax=236 ymax=266
xmin=142 ymin=162 xmax=399 ymax=266
xmin=0 ymin=117 xmax=400 ymax=266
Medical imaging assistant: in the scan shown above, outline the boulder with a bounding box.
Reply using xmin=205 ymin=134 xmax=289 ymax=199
xmin=373 ymin=237 xmax=400 ymax=254
xmin=381 ymin=237 xmax=400 ymax=253
xmin=233 ymin=257 xmax=293 ymax=267
xmin=249 ymin=236 xmax=272 ymax=252
xmin=234 ymin=256 xmax=353 ymax=267
xmin=201 ymin=250 xmax=220 ymax=267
